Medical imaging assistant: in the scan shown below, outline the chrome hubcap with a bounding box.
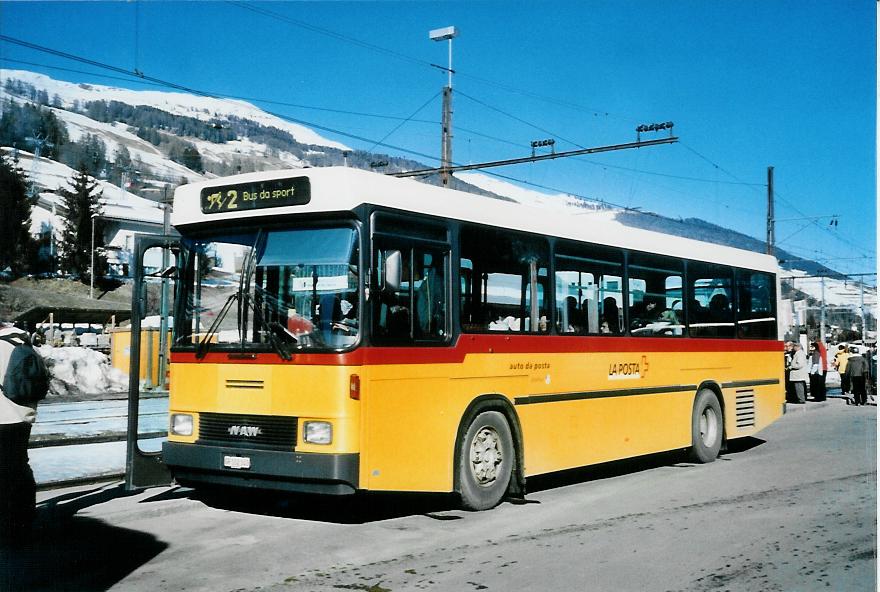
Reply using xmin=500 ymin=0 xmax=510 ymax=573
xmin=699 ymin=407 xmax=719 ymax=447
xmin=470 ymin=426 xmax=502 ymax=486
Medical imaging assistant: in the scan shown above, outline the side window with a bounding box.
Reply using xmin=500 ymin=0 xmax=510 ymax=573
xmin=628 ymin=253 xmax=683 ymax=337
xmin=688 ymin=261 xmax=734 ymax=338
xmin=460 ymin=226 xmax=549 ymax=333
xmin=375 ymin=245 xmax=448 ymax=342
xmin=736 ymin=270 xmax=777 ymax=339
xmin=554 ymin=244 xmax=623 ymax=335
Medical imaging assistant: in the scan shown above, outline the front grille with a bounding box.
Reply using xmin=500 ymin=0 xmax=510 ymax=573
xmin=198 ymin=412 xmax=297 ymax=450
xmin=735 ymin=390 xmax=756 ymax=429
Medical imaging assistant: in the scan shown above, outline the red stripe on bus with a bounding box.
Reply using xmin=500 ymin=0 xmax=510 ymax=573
xmin=170 ymin=335 xmax=782 ymax=366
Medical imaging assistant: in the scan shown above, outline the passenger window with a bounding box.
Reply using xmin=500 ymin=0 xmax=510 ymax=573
xmin=688 ymin=262 xmax=734 ymax=338
xmin=460 ymin=226 xmax=549 ymax=333
xmin=628 ymin=253 xmax=683 ymax=337
xmin=554 ymin=244 xmax=623 ymax=335
xmin=375 ymin=245 xmax=448 ymax=342
xmin=736 ymin=270 xmax=776 ymax=339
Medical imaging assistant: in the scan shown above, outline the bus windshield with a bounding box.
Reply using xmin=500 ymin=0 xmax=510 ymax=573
xmin=174 ymin=225 xmax=359 ymax=353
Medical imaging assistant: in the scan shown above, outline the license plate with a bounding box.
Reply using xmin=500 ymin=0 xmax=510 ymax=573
xmin=223 ymin=455 xmax=251 ymax=470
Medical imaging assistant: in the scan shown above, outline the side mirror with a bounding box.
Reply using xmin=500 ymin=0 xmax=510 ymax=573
xmin=383 ymin=250 xmax=402 ymax=293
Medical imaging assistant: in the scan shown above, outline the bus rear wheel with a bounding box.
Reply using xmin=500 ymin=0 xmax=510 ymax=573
xmin=688 ymin=389 xmax=723 ymax=463
xmin=458 ymin=411 xmax=514 ymax=511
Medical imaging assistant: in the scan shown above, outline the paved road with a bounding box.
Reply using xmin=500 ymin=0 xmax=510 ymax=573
xmin=2 ymin=398 xmax=875 ymax=592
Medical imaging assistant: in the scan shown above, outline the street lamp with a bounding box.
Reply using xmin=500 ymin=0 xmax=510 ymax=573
xmin=429 ymin=26 xmax=458 ymax=86
xmin=430 ymin=25 xmax=458 ymax=187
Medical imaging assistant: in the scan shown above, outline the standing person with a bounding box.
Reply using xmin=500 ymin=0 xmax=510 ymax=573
xmin=834 ymin=344 xmax=851 ymax=397
xmin=784 ymin=341 xmax=795 ymax=402
xmin=816 ymin=340 xmax=829 ymax=401
xmin=845 ymin=348 xmax=869 ymax=406
xmin=789 ymin=341 xmax=808 ymax=404
xmin=808 ymin=343 xmax=824 ymax=401
xmin=0 ymin=324 xmax=47 ymax=546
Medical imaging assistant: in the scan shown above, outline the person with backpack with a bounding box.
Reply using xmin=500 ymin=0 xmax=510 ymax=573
xmin=0 ymin=323 xmax=50 ymax=546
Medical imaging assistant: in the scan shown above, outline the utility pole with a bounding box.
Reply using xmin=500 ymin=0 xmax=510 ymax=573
xmin=860 ymin=280 xmax=866 ymax=342
xmin=430 ymin=26 xmax=458 ymax=188
xmin=441 ymin=86 xmax=453 ymax=186
xmin=766 ymin=166 xmax=775 ymax=256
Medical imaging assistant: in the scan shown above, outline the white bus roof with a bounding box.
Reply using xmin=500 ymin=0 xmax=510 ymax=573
xmin=172 ymin=166 xmax=778 ymax=273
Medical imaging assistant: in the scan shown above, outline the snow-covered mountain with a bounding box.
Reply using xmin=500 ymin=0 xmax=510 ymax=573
xmin=3 ymin=70 xmax=349 ymax=150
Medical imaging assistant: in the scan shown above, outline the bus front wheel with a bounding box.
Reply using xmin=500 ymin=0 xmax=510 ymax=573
xmin=688 ymin=389 xmax=723 ymax=463
xmin=457 ymin=411 xmax=514 ymax=511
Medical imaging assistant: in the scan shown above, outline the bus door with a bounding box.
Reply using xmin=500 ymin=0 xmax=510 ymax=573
xmin=125 ymin=234 xmax=180 ymax=490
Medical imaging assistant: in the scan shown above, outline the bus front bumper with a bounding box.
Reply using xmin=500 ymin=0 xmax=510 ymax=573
xmin=162 ymin=441 xmax=359 ymax=495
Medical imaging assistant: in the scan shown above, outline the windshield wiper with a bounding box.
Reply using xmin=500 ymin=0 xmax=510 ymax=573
xmin=237 ymin=231 xmax=264 ymax=350
xmin=195 ymin=291 xmax=238 ymax=360
xmin=239 ymin=290 xmax=293 ymax=361
xmin=194 ymin=290 xmax=293 ymax=361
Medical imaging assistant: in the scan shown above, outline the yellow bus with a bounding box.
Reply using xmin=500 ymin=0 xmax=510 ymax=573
xmin=163 ymin=167 xmax=784 ymax=510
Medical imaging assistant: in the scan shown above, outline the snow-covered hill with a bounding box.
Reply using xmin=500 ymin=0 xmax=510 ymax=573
xmin=2 ymin=70 xmax=349 ymax=150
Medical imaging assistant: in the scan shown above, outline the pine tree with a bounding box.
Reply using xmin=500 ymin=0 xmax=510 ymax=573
xmin=0 ymin=153 xmax=34 ymax=276
xmin=57 ymin=167 xmax=108 ymax=284
xmin=109 ymin=144 xmax=132 ymax=185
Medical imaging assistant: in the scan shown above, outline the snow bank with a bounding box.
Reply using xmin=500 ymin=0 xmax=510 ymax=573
xmin=37 ymin=345 xmax=128 ymax=396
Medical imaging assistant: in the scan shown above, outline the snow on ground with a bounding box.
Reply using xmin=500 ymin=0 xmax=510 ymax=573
xmin=3 ymin=147 xmax=165 ymax=249
xmin=3 ymin=69 xmax=351 ymax=150
xmin=37 ymin=345 xmax=128 ymax=397
xmin=458 ymin=171 xmax=592 ymax=211
xmin=784 ymin=269 xmax=877 ymax=308
xmin=190 ymin=136 xmax=305 ymax=169
xmin=49 ymin=107 xmax=205 ymax=184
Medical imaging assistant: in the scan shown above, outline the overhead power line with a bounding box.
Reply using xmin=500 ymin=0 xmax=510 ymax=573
xmin=456 ymin=90 xmax=585 ymax=149
xmin=224 ymin=0 xmax=621 ymax=122
xmin=1 ymin=36 xmax=869 ymax=273
xmin=1 ymin=58 xmax=769 ymax=189
xmin=366 ymin=92 xmax=440 ymax=153
xmin=681 ymin=141 xmax=873 ymax=263
xmin=0 ymin=34 xmax=445 ymax=164
xmin=226 ymin=1 xmax=433 ymax=69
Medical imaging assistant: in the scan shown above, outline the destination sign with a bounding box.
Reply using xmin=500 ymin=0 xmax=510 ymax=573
xmin=200 ymin=176 xmax=311 ymax=214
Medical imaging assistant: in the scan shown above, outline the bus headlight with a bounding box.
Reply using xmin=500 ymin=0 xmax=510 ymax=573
xmin=171 ymin=414 xmax=194 ymax=436
xmin=304 ymin=421 xmax=332 ymax=445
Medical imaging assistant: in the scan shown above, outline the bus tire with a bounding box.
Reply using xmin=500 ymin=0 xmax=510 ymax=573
xmin=688 ymin=389 xmax=723 ymax=463
xmin=458 ymin=411 xmax=514 ymax=511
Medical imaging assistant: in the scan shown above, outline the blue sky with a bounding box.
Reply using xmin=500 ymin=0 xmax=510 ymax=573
xmin=1 ymin=1 xmax=875 ymax=279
